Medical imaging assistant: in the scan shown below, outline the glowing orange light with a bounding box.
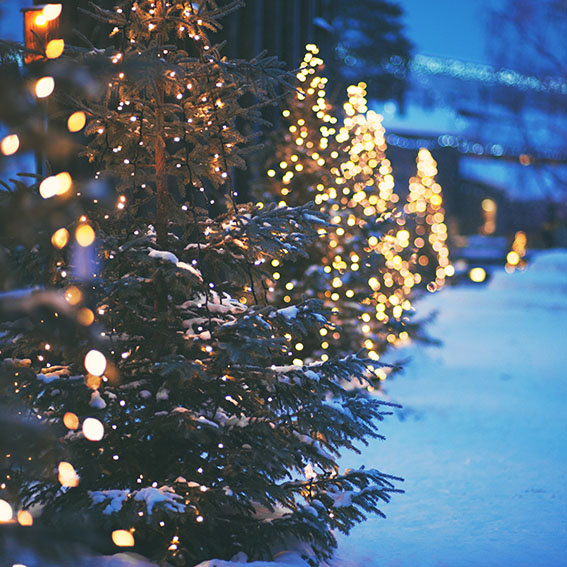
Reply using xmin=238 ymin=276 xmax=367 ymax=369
xmin=17 ymin=510 xmax=34 ymax=526
xmin=112 ymin=530 xmax=135 ymax=547
xmin=45 ymin=38 xmax=64 ymax=59
xmin=77 ymin=308 xmax=95 ymax=326
xmin=58 ymin=461 xmax=79 ymax=487
xmin=63 ymin=412 xmax=80 ymax=430
xmin=75 ymin=224 xmax=96 ymax=247
xmin=67 ymin=111 xmax=86 ymax=132
xmin=51 ymin=228 xmax=69 ymax=249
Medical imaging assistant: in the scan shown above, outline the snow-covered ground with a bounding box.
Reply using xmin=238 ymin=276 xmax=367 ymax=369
xmin=331 ymin=249 xmax=567 ymax=567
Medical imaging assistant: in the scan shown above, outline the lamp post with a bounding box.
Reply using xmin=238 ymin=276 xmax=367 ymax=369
xmin=22 ymin=4 xmax=62 ymax=64
xmin=21 ymin=4 xmax=62 ymax=175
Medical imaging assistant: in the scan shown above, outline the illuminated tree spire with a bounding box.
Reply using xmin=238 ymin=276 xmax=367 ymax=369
xmin=262 ymin=44 xmax=340 ymax=209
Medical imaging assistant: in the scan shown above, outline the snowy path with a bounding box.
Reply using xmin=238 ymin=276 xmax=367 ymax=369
xmin=332 ymin=250 xmax=567 ymax=567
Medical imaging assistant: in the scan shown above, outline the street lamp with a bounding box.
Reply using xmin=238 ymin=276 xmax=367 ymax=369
xmin=21 ymin=4 xmax=63 ymax=175
xmin=22 ymin=4 xmax=62 ymax=64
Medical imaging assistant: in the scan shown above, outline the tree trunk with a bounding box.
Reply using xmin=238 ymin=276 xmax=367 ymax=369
xmin=155 ymin=86 xmax=168 ymax=248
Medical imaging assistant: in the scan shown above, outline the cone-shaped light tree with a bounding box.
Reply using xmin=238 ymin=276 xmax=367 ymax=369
xmin=404 ymin=148 xmax=453 ymax=290
xmin=1 ymin=4 xmax=401 ymax=565
xmin=325 ymin=83 xmax=419 ymax=369
xmin=260 ymin=55 xmax=421 ymax=380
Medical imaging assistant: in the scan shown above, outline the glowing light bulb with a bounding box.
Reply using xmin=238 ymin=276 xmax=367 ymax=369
xmin=1 ymin=134 xmax=19 ymax=156
xmin=77 ymin=308 xmax=95 ymax=326
xmin=82 ymin=417 xmax=104 ymax=441
xmin=43 ymin=4 xmax=62 ymax=21
xmin=84 ymin=349 xmax=106 ymax=376
xmin=17 ymin=510 xmax=34 ymax=526
xmin=0 ymin=499 xmax=13 ymax=522
xmin=67 ymin=111 xmax=86 ymax=132
xmin=58 ymin=461 xmax=79 ymax=487
xmin=45 ymin=39 xmax=64 ymax=59
xmin=64 ymin=286 xmax=82 ymax=305
xmin=51 ymin=228 xmax=69 ymax=249
xmin=75 ymin=224 xmax=95 ymax=247
xmin=469 ymin=267 xmax=486 ymax=283
xmin=39 ymin=172 xmax=72 ymax=199
xmin=63 ymin=412 xmax=79 ymax=430
xmin=112 ymin=530 xmax=135 ymax=547
xmin=35 ymin=76 xmax=55 ymax=98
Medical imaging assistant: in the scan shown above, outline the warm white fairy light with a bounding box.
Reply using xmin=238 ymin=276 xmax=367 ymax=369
xmin=35 ymin=76 xmax=55 ymax=98
xmin=82 ymin=417 xmax=105 ymax=441
xmin=1 ymin=134 xmax=19 ymax=156
xmin=84 ymin=349 xmax=106 ymax=376
xmin=0 ymin=499 xmax=13 ymax=522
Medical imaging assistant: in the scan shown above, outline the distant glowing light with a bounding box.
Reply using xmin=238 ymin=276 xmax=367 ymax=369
xmin=42 ymin=4 xmax=62 ymax=21
xmin=51 ymin=228 xmax=69 ymax=249
xmin=77 ymin=308 xmax=95 ymax=326
xmin=506 ymin=251 xmax=520 ymax=266
xmin=35 ymin=76 xmax=55 ymax=98
xmin=17 ymin=510 xmax=34 ymax=526
xmin=82 ymin=417 xmax=104 ymax=441
xmin=64 ymin=286 xmax=82 ymax=305
xmin=63 ymin=412 xmax=79 ymax=430
xmin=1 ymin=134 xmax=19 ymax=156
xmin=112 ymin=530 xmax=135 ymax=547
xmin=84 ymin=349 xmax=106 ymax=376
xmin=39 ymin=172 xmax=72 ymax=199
xmin=469 ymin=267 xmax=487 ymax=283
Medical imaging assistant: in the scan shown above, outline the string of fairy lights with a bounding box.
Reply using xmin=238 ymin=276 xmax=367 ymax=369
xmin=411 ymin=54 xmax=567 ymax=96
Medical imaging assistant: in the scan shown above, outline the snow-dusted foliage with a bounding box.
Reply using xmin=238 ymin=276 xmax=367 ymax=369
xmin=0 ymin=1 xmax=401 ymax=566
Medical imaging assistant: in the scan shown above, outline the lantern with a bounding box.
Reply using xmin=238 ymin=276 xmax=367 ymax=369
xmin=22 ymin=4 xmax=62 ymax=64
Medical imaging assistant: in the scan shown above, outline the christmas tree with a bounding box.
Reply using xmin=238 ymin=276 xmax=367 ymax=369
xmin=1 ymin=3 xmax=402 ymax=565
xmin=404 ymin=149 xmax=453 ymax=291
xmin=260 ymin=54 xmax=423 ymax=378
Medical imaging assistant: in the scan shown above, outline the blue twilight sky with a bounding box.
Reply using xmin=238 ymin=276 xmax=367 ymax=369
xmin=399 ymin=0 xmax=494 ymax=64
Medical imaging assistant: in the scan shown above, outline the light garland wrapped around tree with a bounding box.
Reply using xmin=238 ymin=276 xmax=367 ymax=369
xmin=326 ymin=82 xmax=420 ymax=366
xmin=404 ymin=148 xmax=453 ymax=291
xmin=261 ymin=58 xmax=423 ymax=379
xmin=1 ymin=5 xmax=402 ymax=566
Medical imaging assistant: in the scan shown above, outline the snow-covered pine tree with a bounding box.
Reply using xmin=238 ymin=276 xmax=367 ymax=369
xmin=404 ymin=148 xmax=453 ymax=291
xmin=1 ymin=3 xmax=402 ymax=565
xmin=257 ymin=45 xmax=342 ymax=364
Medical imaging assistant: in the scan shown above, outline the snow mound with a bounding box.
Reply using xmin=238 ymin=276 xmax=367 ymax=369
xmin=489 ymin=249 xmax=567 ymax=293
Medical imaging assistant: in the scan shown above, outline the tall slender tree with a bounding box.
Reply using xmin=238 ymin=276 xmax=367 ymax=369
xmin=1 ymin=3 xmax=401 ymax=565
